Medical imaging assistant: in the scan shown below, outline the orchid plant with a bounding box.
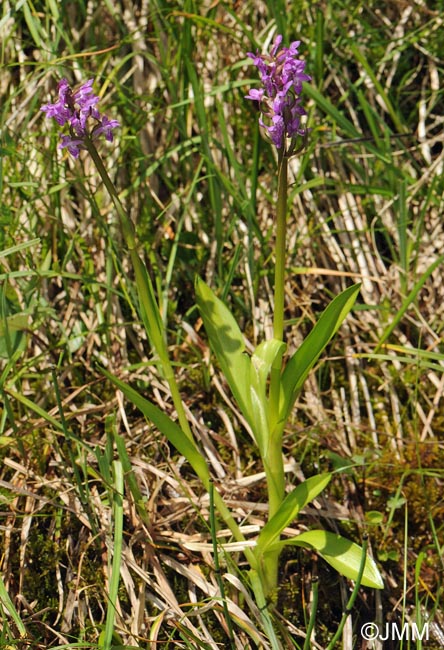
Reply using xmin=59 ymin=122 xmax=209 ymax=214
xmin=41 ymin=35 xmax=383 ymax=646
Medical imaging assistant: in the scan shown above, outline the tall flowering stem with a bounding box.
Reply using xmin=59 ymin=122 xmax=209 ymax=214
xmin=40 ymin=79 xmax=285 ymax=637
xmin=246 ymin=35 xmax=310 ymax=597
xmin=41 ymin=78 xmax=194 ymax=442
xmin=246 ymin=35 xmax=311 ymax=433
xmin=270 ymin=148 xmax=288 ymax=411
xmin=273 ymin=149 xmax=288 ymax=342
xmin=85 ymin=148 xmax=195 ymax=444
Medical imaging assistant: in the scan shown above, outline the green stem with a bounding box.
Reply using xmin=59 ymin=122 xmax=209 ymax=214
xmin=261 ymin=150 xmax=288 ymax=599
xmin=303 ymin=577 xmax=319 ymax=650
xmin=85 ymin=138 xmax=136 ymax=250
xmin=272 ymin=149 xmax=288 ymax=344
xmin=264 ymin=430 xmax=285 ymax=520
xmin=85 ymin=139 xmax=194 ymax=441
xmin=269 ymin=148 xmax=288 ymax=440
xmin=102 ymin=460 xmax=124 ymax=650
xmin=268 ymin=149 xmax=288 ymax=508
xmin=261 ymin=444 xmax=283 ymax=597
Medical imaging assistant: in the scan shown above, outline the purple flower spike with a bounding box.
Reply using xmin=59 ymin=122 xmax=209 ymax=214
xmin=41 ymin=78 xmax=119 ymax=158
xmin=245 ymin=35 xmax=310 ymax=150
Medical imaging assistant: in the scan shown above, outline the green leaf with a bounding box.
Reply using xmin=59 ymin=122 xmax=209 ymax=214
xmin=0 ymin=574 xmax=26 ymax=637
xmin=271 ymin=530 xmax=383 ymax=589
xmin=0 ymin=285 xmax=29 ymax=359
xmin=365 ymin=511 xmax=384 ymax=526
xmin=0 ymin=312 xmax=29 ymax=336
xmin=251 ymin=339 xmax=286 ymax=394
xmin=249 ymin=338 xmax=286 ymax=453
xmin=102 ymin=370 xmax=249 ymax=550
xmin=102 ymin=369 xmax=211 ymax=489
xmin=195 ymin=277 xmax=252 ymax=422
xmin=256 ymin=473 xmax=331 ymax=554
xmin=281 ymin=283 xmax=361 ymax=422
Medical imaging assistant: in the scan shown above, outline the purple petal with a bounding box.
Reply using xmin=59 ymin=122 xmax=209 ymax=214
xmin=270 ymin=34 xmax=283 ymax=57
xmin=245 ymin=88 xmax=264 ymax=102
xmin=57 ymin=78 xmax=71 ymax=105
xmin=41 ymin=102 xmax=72 ymax=126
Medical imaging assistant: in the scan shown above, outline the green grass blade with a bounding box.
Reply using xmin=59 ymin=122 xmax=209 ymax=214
xmin=349 ymin=42 xmax=405 ymax=133
xmin=0 ymin=573 xmax=26 ymax=638
xmin=102 ymin=369 xmax=211 ymax=487
xmin=101 ymin=460 xmax=124 ymax=650
xmin=355 ymin=351 xmax=444 ymax=374
xmin=304 ymin=575 xmax=319 ymax=650
xmin=304 ymin=84 xmax=392 ymax=164
xmin=397 ymin=178 xmax=409 ymax=293
xmin=325 ymin=536 xmax=370 ymax=650
xmin=184 ymin=57 xmax=224 ymax=271
xmin=114 ymin=430 xmax=150 ymax=527
xmin=5 ymin=388 xmax=66 ymax=432
xmin=0 ymin=238 xmax=40 ymax=259
xmin=375 ymin=252 xmax=444 ymax=352
xmin=22 ymin=0 xmax=46 ymax=48
xmin=208 ymin=480 xmax=236 ymax=649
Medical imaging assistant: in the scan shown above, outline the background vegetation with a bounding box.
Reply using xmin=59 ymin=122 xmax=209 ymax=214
xmin=1 ymin=0 xmax=443 ymax=648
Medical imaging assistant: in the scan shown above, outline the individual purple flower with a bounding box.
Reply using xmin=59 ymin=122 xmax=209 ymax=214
xmin=92 ymin=115 xmax=120 ymax=142
xmin=59 ymin=134 xmax=87 ymax=158
xmin=245 ymin=35 xmax=310 ymax=150
xmin=41 ymin=78 xmax=119 ymax=158
xmin=245 ymin=88 xmax=265 ymax=102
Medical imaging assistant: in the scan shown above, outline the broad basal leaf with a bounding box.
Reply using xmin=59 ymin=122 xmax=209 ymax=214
xmin=270 ymin=529 xmax=383 ymax=589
